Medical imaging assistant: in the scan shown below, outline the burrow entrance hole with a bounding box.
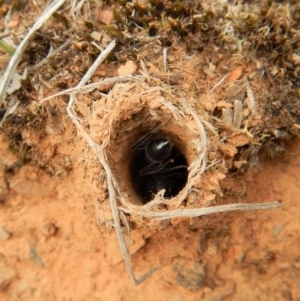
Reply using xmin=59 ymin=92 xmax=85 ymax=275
xmin=129 ymin=129 xmax=188 ymax=203
xmin=107 ymin=115 xmax=193 ymax=205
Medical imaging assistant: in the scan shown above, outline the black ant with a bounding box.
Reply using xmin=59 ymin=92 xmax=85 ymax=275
xmin=131 ymin=120 xmax=188 ymax=201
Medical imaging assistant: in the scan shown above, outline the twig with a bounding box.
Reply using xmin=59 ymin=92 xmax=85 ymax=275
xmin=65 ymin=39 xmax=156 ymax=285
xmin=40 ymin=75 xmax=141 ymax=103
xmin=119 ymin=201 xmax=281 ymax=220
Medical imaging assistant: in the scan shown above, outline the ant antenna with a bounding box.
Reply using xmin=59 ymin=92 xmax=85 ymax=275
xmin=131 ymin=116 xmax=173 ymax=151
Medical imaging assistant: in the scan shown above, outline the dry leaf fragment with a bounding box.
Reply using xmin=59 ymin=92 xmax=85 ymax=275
xmin=227 ymin=66 xmax=243 ymax=82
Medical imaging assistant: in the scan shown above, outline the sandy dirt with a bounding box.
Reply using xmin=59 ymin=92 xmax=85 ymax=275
xmin=1 ymin=132 xmax=300 ymax=301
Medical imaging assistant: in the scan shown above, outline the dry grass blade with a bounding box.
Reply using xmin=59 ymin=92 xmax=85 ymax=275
xmin=208 ymin=74 xmax=228 ymax=95
xmin=119 ymin=202 xmax=281 ymax=220
xmin=41 ymin=75 xmax=142 ymax=103
xmin=65 ymin=40 xmax=156 ymax=285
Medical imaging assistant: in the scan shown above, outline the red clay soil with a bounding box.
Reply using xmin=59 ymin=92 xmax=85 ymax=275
xmin=0 ymin=136 xmax=299 ymax=300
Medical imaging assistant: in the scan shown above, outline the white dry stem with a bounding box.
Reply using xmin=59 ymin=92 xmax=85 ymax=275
xmin=70 ymin=0 xmax=86 ymax=19
xmin=77 ymin=40 xmax=116 ymax=87
xmin=208 ymin=74 xmax=229 ymax=95
xmin=40 ymin=75 xmax=142 ymax=103
xmin=65 ymin=40 xmax=156 ymax=285
xmin=0 ymin=0 xmax=67 ymax=105
xmin=119 ymin=202 xmax=281 ymax=220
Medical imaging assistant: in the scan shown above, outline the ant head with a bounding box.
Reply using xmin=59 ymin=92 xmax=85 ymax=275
xmin=146 ymin=137 xmax=172 ymax=162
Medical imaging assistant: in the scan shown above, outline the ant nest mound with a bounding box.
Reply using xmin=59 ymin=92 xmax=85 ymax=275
xmin=89 ymin=79 xmax=225 ymax=219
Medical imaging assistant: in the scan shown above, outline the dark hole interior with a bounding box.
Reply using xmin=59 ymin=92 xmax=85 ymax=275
xmin=129 ymin=130 xmax=188 ymax=204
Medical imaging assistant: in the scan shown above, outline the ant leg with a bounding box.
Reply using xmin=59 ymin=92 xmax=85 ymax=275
xmin=139 ymin=159 xmax=169 ymax=176
xmin=140 ymin=164 xmax=187 ymax=176
xmin=139 ymin=154 xmax=175 ymax=176
xmin=138 ymin=160 xmax=158 ymax=175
